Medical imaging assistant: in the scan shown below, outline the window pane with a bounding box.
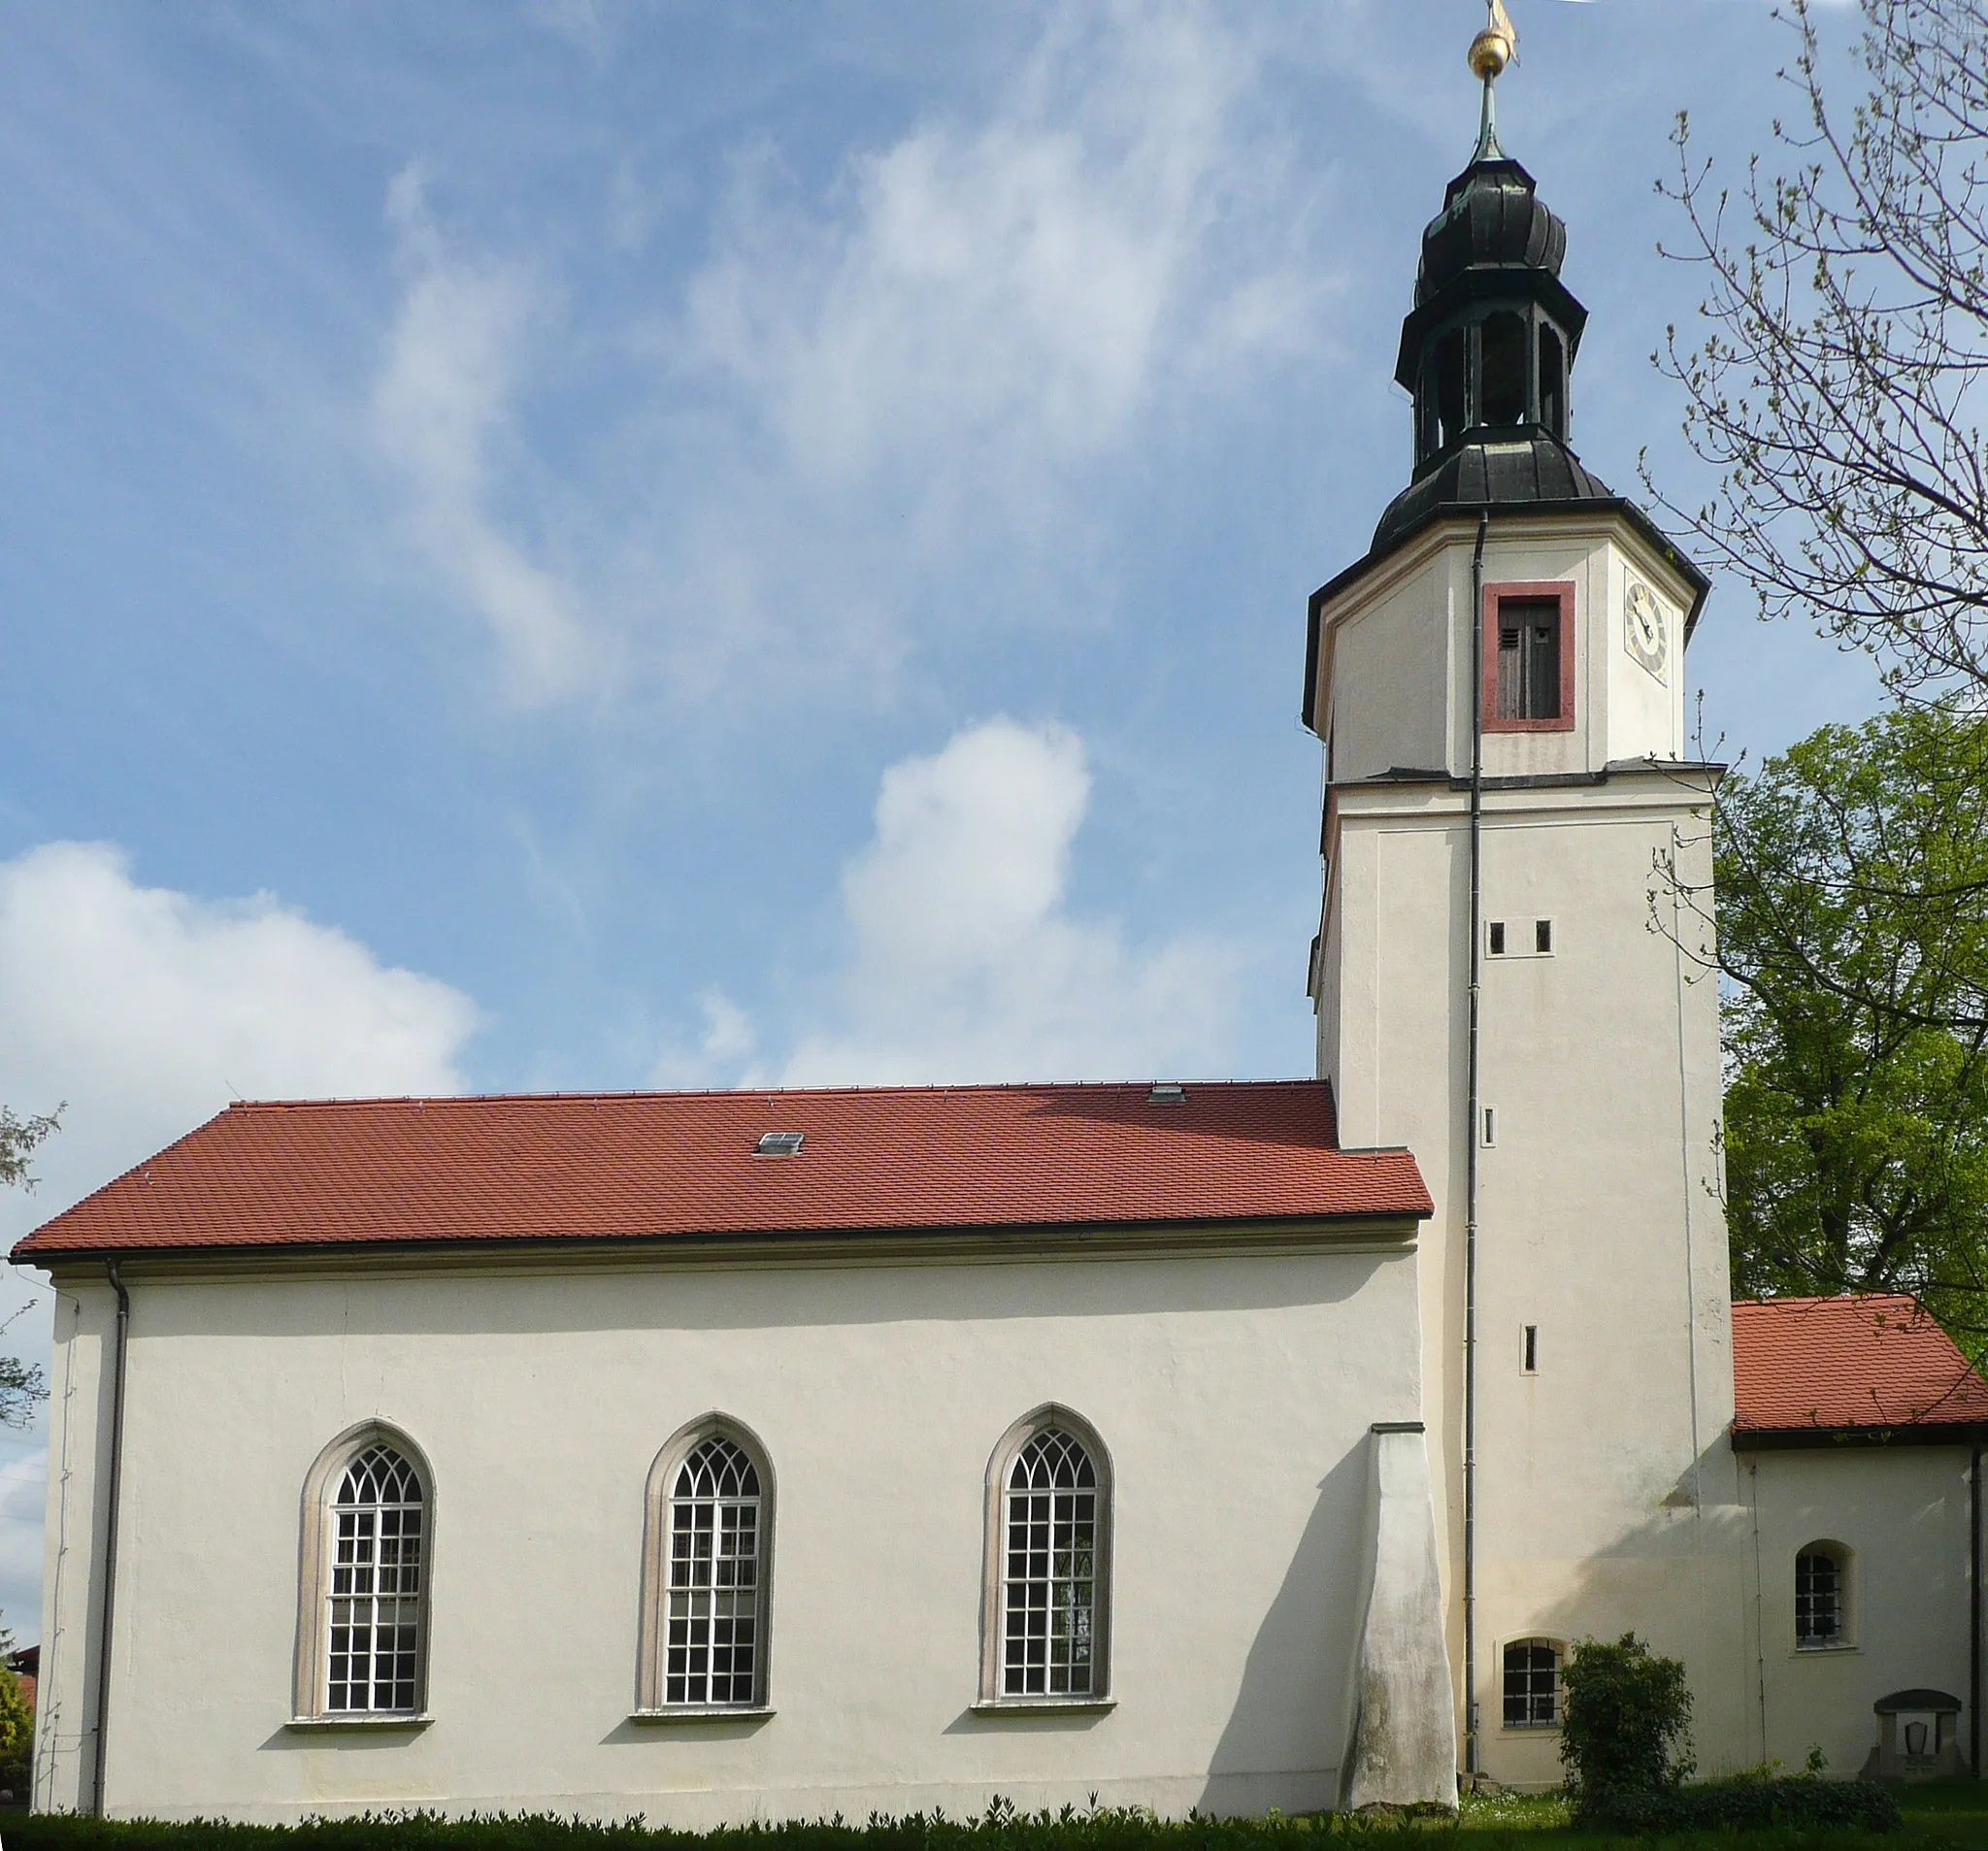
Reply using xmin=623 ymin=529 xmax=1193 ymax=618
xmin=1502 ymin=1640 xmax=1559 ymax=1728
xmin=661 ymin=1436 xmax=763 ymax=1706
xmin=1003 ymin=1428 xmax=1099 ymax=1698
xmin=325 ymin=1444 xmax=425 ymax=1715
xmin=1796 ymin=1550 xmax=1842 ymax=1645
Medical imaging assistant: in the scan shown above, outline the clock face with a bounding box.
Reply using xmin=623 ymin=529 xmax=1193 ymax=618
xmin=1624 ymin=578 xmax=1669 ymax=679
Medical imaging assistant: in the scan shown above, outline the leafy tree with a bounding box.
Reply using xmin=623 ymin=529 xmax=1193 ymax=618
xmin=0 ymin=1105 xmax=59 ymax=1194
xmin=0 ymin=1653 xmax=30 ymax=1801
xmin=1559 ymin=1634 xmax=1694 ymax=1815
xmin=1695 ymin=706 xmax=1988 ymax=1365
xmin=1651 ymin=0 xmax=1988 ymax=702
xmin=0 ymin=1104 xmax=58 ymax=1429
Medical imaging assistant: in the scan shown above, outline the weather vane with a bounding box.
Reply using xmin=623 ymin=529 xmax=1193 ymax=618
xmin=1468 ymin=0 xmax=1518 ymax=160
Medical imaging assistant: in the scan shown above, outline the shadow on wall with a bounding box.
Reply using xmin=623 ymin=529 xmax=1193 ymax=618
xmin=1196 ymin=1443 xmax=1370 ymax=1817
xmin=1492 ymin=1440 xmax=1761 ymax=1783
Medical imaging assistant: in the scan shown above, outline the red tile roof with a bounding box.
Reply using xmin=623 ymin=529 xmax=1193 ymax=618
xmin=11 ymin=1079 xmax=1432 ymax=1262
xmin=1733 ymin=1295 xmax=1988 ymax=1436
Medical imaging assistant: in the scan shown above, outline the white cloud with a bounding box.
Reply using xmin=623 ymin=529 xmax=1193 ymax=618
xmin=643 ymin=2 xmax=1329 ymax=699
xmin=0 ymin=841 xmax=476 ymax=1234
xmin=682 ymin=6 xmax=1299 ymax=488
xmin=0 ymin=841 xmax=478 ymax=1639
xmin=370 ymin=165 xmax=595 ymax=705
xmin=659 ymin=719 xmax=1238 ymax=1087
xmin=371 ymin=4 xmax=1334 ymax=711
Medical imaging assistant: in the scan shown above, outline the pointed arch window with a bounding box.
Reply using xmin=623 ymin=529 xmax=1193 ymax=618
xmin=980 ymin=1408 xmax=1113 ymax=1705
xmin=638 ymin=1418 xmax=775 ymax=1713
xmin=293 ymin=1424 xmax=433 ymax=1723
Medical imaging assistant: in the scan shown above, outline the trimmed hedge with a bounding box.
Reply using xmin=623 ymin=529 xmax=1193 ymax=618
xmin=1578 ymin=1775 xmax=1904 ymax=1834
xmin=0 ymin=1807 xmax=1340 ymax=1851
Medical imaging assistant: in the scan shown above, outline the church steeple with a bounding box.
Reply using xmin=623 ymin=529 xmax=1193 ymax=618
xmin=1369 ymin=11 xmax=1616 ymax=557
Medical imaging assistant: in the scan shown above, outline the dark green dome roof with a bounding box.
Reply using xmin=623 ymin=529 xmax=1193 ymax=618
xmin=1373 ymin=433 xmax=1614 ymax=555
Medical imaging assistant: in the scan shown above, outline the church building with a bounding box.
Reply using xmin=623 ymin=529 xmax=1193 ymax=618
xmin=16 ymin=21 xmax=1986 ymax=1824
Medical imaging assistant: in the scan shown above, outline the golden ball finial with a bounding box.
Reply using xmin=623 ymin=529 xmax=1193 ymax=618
xmin=1468 ymin=1 xmax=1518 ymax=83
xmin=1467 ymin=28 xmax=1510 ymax=82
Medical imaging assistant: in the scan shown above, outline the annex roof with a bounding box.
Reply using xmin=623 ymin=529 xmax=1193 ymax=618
xmin=1732 ymin=1295 xmax=1988 ymax=1441
xmin=11 ymin=1079 xmax=1433 ymax=1263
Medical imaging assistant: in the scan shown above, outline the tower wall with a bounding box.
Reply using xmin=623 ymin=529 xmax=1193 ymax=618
xmin=1312 ymin=519 xmax=1757 ymax=1783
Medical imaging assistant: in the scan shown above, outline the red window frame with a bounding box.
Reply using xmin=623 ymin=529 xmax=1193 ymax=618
xmin=1481 ymin=580 xmax=1576 ymax=734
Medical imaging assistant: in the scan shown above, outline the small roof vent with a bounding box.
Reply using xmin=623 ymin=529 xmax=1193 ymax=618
xmin=755 ymin=1131 xmax=805 ymax=1156
xmin=1147 ymin=1083 xmax=1186 ymax=1106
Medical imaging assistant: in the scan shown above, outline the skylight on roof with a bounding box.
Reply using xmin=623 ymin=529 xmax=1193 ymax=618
xmin=1147 ymin=1084 xmax=1186 ymax=1105
xmin=755 ymin=1131 xmax=805 ymax=1156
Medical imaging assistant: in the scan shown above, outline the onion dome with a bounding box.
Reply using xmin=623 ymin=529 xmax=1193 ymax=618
xmin=1415 ymin=157 xmax=1567 ymax=305
xmin=1368 ymin=141 xmax=1611 ymax=555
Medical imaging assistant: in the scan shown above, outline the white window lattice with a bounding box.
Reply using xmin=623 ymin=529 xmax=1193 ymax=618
xmin=1796 ymin=1548 xmax=1843 ymax=1646
xmin=1002 ymin=1427 xmax=1098 ymax=1697
xmin=326 ymin=1443 xmax=424 ymax=1713
xmin=665 ymin=1436 xmax=763 ymax=1705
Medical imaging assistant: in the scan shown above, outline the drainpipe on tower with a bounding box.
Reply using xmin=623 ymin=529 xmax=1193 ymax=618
xmin=1463 ymin=512 xmax=1488 ymax=1783
xmin=91 ymin=1259 xmax=130 ymax=1819
xmin=1972 ymin=1431 xmax=1982 ymax=1778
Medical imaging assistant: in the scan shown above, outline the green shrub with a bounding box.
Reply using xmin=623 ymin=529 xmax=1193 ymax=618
xmin=1557 ymin=1632 xmax=1693 ymax=1813
xmin=1581 ymin=1774 xmax=1904 ymax=1833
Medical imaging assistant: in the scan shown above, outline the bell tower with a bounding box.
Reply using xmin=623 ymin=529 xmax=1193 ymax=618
xmin=1303 ymin=9 xmax=1754 ymax=1788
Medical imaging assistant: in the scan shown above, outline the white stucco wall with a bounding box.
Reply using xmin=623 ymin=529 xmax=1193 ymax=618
xmin=1312 ymin=515 xmax=1753 ymax=1786
xmin=1742 ymin=1444 xmax=1979 ymax=1779
xmin=37 ymin=1235 xmax=1428 ymax=1825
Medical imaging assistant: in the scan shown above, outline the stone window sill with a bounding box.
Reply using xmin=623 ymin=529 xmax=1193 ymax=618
xmin=1794 ymin=1642 xmax=1859 ymax=1657
xmin=285 ymin=1713 xmax=433 ymax=1732
xmin=970 ymin=1698 xmax=1116 ymax=1716
xmin=628 ymin=1706 xmax=776 ymax=1725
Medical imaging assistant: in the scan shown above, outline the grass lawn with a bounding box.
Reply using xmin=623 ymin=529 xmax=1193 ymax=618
xmin=0 ymin=1786 xmax=1981 ymax=1851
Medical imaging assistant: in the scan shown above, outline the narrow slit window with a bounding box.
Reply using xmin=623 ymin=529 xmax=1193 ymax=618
xmin=1487 ymin=921 xmax=1508 ymax=957
xmin=1497 ymin=600 xmax=1562 ymax=721
xmin=1482 ymin=1107 xmax=1498 ymax=1147
xmin=1522 ymin=1325 xmax=1539 ymax=1373
xmin=326 ymin=1444 xmax=425 ymax=1714
xmin=1535 ymin=919 xmax=1554 ymax=954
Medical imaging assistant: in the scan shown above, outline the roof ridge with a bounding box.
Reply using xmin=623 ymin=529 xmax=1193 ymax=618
xmin=222 ymin=1077 xmax=1332 ymax=1111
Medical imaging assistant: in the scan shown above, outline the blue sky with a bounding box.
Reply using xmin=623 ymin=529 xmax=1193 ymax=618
xmin=0 ymin=1 xmax=1883 ymax=1638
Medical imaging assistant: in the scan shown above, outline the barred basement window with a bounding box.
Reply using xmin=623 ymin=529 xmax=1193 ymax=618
xmin=1503 ymin=1638 xmax=1561 ymax=1728
xmin=1796 ymin=1543 xmax=1849 ymax=1648
xmin=294 ymin=1423 xmax=434 ymax=1723
xmin=638 ymin=1417 xmax=775 ymax=1713
xmin=981 ymin=1407 xmax=1113 ymax=1704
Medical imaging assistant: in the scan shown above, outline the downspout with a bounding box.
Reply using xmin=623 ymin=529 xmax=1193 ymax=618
xmin=1463 ymin=512 xmax=1488 ymax=1781
xmin=1973 ymin=1432 xmax=1982 ymax=1777
xmin=91 ymin=1260 xmax=130 ymax=1819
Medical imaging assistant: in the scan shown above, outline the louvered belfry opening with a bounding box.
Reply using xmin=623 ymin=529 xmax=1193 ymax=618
xmin=1496 ymin=597 xmax=1562 ymax=721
